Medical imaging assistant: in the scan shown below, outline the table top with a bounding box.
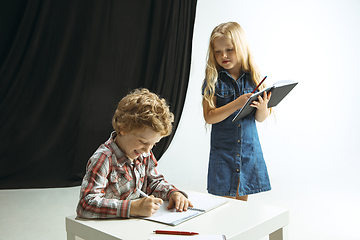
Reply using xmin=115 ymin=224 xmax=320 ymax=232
xmin=66 ymin=192 xmax=289 ymax=240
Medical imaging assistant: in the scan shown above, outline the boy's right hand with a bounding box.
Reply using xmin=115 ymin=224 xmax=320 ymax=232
xmin=130 ymin=195 xmax=163 ymax=217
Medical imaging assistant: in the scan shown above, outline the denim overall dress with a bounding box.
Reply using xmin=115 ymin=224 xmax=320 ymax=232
xmin=205 ymin=70 xmax=271 ymax=197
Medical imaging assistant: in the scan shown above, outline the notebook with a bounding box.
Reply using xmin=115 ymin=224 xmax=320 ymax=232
xmin=232 ymin=80 xmax=298 ymax=122
xmin=143 ymin=192 xmax=229 ymax=226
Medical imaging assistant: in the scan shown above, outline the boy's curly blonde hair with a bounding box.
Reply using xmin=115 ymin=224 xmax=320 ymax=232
xmin=112 ymin=88 xmax=174 ymax=136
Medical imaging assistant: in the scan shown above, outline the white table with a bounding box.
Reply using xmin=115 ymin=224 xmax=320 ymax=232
xmin=66 ymin=192 xmax=289 ymax=240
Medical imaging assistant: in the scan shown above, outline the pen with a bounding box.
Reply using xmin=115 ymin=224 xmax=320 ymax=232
xmin=153 ymin=230 xmax=199 ymax=235
xmin=252 ymin=76 xmax=267 ymax=93
xmin=137 ymin=189 xmax=161 ymax=206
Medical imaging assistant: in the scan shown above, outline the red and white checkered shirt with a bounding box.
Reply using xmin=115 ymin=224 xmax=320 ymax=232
xmin=76 ymin=132 xmax=180 ymax=218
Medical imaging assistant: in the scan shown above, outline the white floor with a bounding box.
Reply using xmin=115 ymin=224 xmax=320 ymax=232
xmin=0 ymin=187 xmax=80 ymax=240
xmin=0 ymin=184 xmax=359 ymax=240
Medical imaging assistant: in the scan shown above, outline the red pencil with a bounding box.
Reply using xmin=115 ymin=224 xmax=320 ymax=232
xmin=252 ymin=76 xmax=267 ymax=93
xmin=154 ymin=230 xmax=199 ymax=235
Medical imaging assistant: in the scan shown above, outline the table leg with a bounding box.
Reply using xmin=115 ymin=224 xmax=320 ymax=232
xmin=269 ymin=225 xmax=289 ymax=240
xmin=67 ymin=232 xmax=76 ymax=240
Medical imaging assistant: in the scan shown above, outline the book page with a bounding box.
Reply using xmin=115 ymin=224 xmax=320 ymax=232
xmin=273 ymin=79 xmax=296 ymax=87
xmin=144 ymin=201 xmax=202 ymax=226
xmin=143 ymin=192 xmax=228 ymax=226
xmin=187 ymin=192 xmax=228 ymax=212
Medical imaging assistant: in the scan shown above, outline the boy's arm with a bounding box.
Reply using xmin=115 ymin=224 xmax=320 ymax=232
xmin=145 ymin=153 xmax=187 ymax=200
xmin=76 ymin=153 xmax=130 ymax=219
xmin=145 ymin=153 xmax=192 ymax=212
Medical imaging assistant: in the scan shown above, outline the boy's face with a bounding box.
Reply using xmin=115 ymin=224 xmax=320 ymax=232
xmin=115 ymin=127 xmax=163 ymax=161
xmin=213 ymin=36 xmax=240 ymax=75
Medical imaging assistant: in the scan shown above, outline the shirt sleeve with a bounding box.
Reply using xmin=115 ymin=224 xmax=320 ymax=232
xmin=144 ymin=152 xmax=187 ymax=200
xmin=76 ymin=152 xmax=130 ymax=219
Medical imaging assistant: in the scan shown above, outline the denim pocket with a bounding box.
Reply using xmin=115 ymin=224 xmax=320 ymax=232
xmin=216 ymin=89 xmax=235 ymax=107
xmin=243 ymin=87 xmax=253 ymax=94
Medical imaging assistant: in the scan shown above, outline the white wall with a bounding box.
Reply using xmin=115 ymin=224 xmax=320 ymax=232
xmin=158 ymin=0 xmax=360 ymax=239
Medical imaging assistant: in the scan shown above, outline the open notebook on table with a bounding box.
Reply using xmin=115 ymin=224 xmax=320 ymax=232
xmin=143 ymin=191 xmax=229 ymax=226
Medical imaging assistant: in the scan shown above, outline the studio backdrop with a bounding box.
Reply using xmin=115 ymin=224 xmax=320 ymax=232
xmin=0 ymin=0 xmax=197 ymax=189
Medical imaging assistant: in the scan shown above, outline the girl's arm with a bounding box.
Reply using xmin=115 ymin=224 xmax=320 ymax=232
xmin=203 ymin=93 xmax=252 ymax=124
xmin=251 ymin=91 xmax=271 ymax=122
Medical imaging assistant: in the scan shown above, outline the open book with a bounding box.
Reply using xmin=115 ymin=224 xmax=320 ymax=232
xmin=143 ymin=192 xmax=228 ymax=226
xmin=232 ymin=80 xmax=298 ymax=122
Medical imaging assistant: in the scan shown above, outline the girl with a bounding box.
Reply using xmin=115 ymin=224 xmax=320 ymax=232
xmin=202 ymin=22 xmax=272 ymax=201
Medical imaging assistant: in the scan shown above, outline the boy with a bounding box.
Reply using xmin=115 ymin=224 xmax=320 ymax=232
xmin=76 ymin=88 xmax=191 ymax=218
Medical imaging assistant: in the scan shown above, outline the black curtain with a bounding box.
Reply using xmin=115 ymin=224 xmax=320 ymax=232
xmin=0 ymin=0 xmax=197 ymax=189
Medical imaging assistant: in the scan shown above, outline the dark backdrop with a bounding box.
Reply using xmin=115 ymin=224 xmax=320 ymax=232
xmin=0 ymin=0 xmax=197 ymax=189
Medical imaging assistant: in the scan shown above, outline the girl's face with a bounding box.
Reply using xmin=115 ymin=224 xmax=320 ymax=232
xmin=115 ymin=127 xmax=162 ymax=161
xmin=213 ymin=36 xmax=240 ymax=77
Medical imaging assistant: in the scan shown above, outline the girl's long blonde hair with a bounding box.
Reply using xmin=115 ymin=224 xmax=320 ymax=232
xmin=203 ymin=22 xmax=265 ymax=109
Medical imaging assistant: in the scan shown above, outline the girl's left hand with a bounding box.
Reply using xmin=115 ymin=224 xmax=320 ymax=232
xmin=250 ymin=91 xmax=271 ymax=110
xmin=167 ymin=191 xmax=193 ymax=212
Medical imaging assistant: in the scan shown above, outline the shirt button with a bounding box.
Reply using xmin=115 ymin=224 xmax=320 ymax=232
xmin=237 ymin=124 xmax=240 ymax=127
xmin=237 ymin=154 xmax=240 ymax=157
xmin=237 ymin=139 xmax=240 ymax=143
xmin=236 ymin=169 xmax=240 ymax=173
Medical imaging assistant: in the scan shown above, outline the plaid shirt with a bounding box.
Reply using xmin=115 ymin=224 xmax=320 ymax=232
xmin=76 ymin=132 xmax=180 ymax=219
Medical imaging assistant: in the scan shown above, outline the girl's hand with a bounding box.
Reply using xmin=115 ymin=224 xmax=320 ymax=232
xmin=236 ymin=93 xmax=253 ymax=109
xmin=202 ymin=92 xmax=253 ymax=125
xmin=130 ymin=195 xmax=163 ymax=217
xmin=251 ymin=91 xmax=271 ymax=122
xmin=250 ymin=91 xmax=271 ymax=110
xmin=167 ymin=192 xmax=193 ymax=212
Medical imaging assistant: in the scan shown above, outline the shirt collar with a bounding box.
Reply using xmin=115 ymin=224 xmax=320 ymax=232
xmin=106 ymin=131 xmax=131 ymax=166
xmin=219 ymin=68 xmax=246 ymax=81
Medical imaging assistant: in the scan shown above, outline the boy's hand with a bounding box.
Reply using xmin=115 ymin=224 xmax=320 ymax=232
xmin=130 ymin=195 xmax=163 ymax=217
xmin=167 ymin=192 xmax=193 ymax=212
